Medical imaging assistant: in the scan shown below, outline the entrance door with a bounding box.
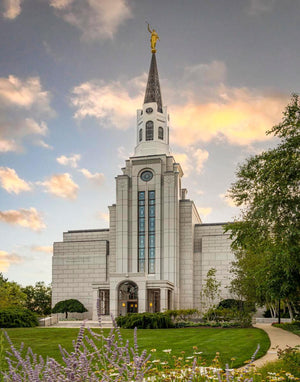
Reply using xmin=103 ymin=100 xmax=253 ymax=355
xmin=118 ymin=281 xmax=138 ymax=315
xmin=127 ymin=302 xmax=138 ymax=313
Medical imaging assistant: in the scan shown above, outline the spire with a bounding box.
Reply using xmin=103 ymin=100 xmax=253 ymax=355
xmin=144 ymin=53 xmax=163 ymax=113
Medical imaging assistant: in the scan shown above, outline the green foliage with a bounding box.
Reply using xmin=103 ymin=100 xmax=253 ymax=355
xmin=0 ymin=307 xmax=38 ymax=328
xmin=0 ymin=273 xmax=26 ymax=309
xmin=200 ymin=268 xmax=221 ymax=311
xmin=217 ymin=298 xmax=255 ymax=312
xmin=22 ymin=282 xmax=51 ymax=316
xmin=273 ymin=321 xmax=300 ymax=336
xmin=164 ymin=309 xmax=198 ymax=321
xmin=52 ymin=299 xmax=87 ymax=318
xmin=277 ymin=346 xmax=300 ymax=377
xmin=116 ymin=312 xmax=174 ymax=329
xmin=226 ymin=94 xmax=300 ymax=313
xmin=203 ymin=307 xmax=252 ymax=327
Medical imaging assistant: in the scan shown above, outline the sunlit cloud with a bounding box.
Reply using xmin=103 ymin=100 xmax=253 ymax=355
xmin=197 ymin=207 xmax=212 ymax=218
xmin=171 ymin=87 xmax=288 ymax=147
xmin=49 ymin=0 xmax=133 ymax=41
xmin=219 ymin=193 xmax=237 ymax=208
xmin=174 ymin=148 xmax=209 ymax=177
xmin=0 ymin=139 xmax=18 ymax=153
xmin=79 ymin=168 xmax=105 ymax=185
xmin=39 ymin=173 xmax=78 ymax=199
xmin=71 ymin=77 xmax=143 ymax=129
xmin=0 ymin=75 xmax=53 ymax=152
xmin=57 ymin=154 xmax=81 ymax=168
xmin=0 ymin=207 xmax=46 ymax=231
xmin=0 ymin=167 xmax=31 ymax=194
xmin=98 ymin=211 xmax=109 ymax=222
xmin=2 ymin=0 xmax=22 ymax=20
xmin=0 ymin=250 xmax=22 ymax=272
xmin=31 ymin=245 xmax=53 ymax=254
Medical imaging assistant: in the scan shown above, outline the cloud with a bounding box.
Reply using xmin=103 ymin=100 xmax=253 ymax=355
xmin=174 ymin=148 xmax=209 ymax=177
xmin=2 ymin=0 xmax=22 ymax=20
xmin=98 ymin=211 xmax=109 ymax=222
xmin=0 ymin=167 xmax=31 ymax=194
xmin=0 ymin=207 xmax=46 ymax=231
xmin=183 ymin=61 xmax=227 ymax=85
xmin=193 ymin=148 xmax=209 ymax=172
xmin=0 ymin=139 xmax=18 ymax=153
xmin=39 ymin=173 xmax=78 ymax=199
xmin=33 ymin=139 xmax=53 ymax=150
xmin=49 ymin=0 xmax=133 ymax=41
xmin=79 ymin=168 xmax=105 ymax=185
xmin=247 ymin=0 xmax=276 ymax=15
xmin=0 ymin=75 xmax=53 ymax=152
xmin=71 ymin=77 xmax=144 ymax=129
xmin=0 ymin=250 xmax=22 ymax=272
xmin=197 ymin=207 xmax=212 ymax=218
xmin=219 ymin=193 xmax=237 ymax=208
xmin=31 ymin=245 xmax=53 ymax=254
xmin=171 ymin=86 xmax=288 ymax=147
xmin=57 ymin=154 xmax=81 ymax=168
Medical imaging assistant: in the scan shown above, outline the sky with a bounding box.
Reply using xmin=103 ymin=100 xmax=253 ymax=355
xmin=0 ymin=0 xmax=299 ymax=286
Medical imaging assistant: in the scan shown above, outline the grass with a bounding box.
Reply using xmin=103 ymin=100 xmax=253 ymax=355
xmin=273 ymin=321 xmax=300 ymax=337
xmin=1 ymin=326 xmax=270 ymax=370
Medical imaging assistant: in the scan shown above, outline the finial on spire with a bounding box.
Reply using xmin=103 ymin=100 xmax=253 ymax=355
xmin=147 ymin=23 xmax=159 ymax=53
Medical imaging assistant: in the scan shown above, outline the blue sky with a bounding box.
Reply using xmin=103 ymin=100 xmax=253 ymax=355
xmin=0 ymin=0 xmax=299 ymax=286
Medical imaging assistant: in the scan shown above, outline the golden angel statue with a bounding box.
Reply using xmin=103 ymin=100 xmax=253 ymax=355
xmin=147 ymin=23 xmax=159 ymax=53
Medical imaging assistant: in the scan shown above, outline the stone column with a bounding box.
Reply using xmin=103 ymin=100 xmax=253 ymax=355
xmin=160 ymin=288 xmax=168 ymax=312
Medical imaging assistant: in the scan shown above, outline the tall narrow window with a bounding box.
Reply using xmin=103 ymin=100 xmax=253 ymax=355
xmin=146 ymin=121 xmax=154 ymax=141
xmin=138 ymin=191 xmax=145 ymax=272
xmin=158 ymin=126 xmax=164 ymax=140
xmin=148 ymin=190 xmax=155 ymax=273
xmin=139 ymin=128 xmax=143 ymax=142
xmin=98 ymin=289 xmax=110 ymax=315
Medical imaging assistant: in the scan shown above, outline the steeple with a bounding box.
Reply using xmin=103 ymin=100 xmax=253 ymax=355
xmin=133 ymin=28 xmax=170 ymax=157
xmin=144 ymin=53 xmax=163 ymax=113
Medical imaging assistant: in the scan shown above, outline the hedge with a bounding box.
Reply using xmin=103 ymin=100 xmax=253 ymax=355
xmin=116 ymin=312 xmax=173 ymax=329
xmin=0 ymin=307 xmax=38 ymax=328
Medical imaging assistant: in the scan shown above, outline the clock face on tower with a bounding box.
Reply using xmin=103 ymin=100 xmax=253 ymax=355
xmin=146 ymin=107 xmax=153 ymax=114
xmin=140 ymin=170 xmax=153 ymax=182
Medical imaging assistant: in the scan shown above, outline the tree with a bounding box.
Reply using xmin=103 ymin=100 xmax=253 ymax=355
xmin=200 ymin=268 xmax=221 ymax=312
xmin=0 ymin=273 xmax=26 ymax=308
xmin=52 ymin=299 xmax=88 ymax=318
xmin=22 ymin=282 xmax=52 ymax=316
xmin=226 ymin=94 xmax=300 ymax=318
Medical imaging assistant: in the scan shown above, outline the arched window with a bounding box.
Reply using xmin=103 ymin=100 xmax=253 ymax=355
xmin=146 ymin=121 xmax=154 ymax=141
xmin=158 ymin=126 xmax=164 ymax=140
xmin=139 ymin=128 xmax=143 ymax=142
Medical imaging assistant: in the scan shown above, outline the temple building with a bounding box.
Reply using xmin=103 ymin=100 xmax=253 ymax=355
xmin=52 ymin=44 xmax=234 ymax=320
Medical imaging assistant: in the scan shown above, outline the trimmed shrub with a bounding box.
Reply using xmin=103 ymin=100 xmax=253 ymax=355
xmin=203 ymin=307 xmax=252 ymax=327
xmin=0 ymin=307 xmax=38 ymax=328
xmin=164 ymin=309 xmax=198 ymax=322
xmin=116 ymin=312 xmax=173 ymax=329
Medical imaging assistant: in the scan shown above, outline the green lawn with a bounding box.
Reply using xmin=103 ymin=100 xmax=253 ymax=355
xmin=1 ymin=326 xmax=270 ymax=370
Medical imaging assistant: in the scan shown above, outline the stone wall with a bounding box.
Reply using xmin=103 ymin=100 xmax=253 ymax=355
xmin=52 ymin=229 xmax=109 ymax=319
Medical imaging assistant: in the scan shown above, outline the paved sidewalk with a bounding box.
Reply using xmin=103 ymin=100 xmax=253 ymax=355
xmin=249 ymin=323 xmax=300 ymax=368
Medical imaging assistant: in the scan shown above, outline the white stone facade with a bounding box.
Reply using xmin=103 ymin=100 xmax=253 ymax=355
xmin=52 ymin=52 xmax=235 ymax=319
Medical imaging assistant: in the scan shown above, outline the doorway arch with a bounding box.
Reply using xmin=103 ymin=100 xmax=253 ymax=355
xmin=118 ymin=281 xmax=138 ymax=316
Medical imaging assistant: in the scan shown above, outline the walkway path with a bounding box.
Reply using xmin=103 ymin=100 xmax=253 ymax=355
xmin=250 ymin=323 xmax=300 ymax=368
